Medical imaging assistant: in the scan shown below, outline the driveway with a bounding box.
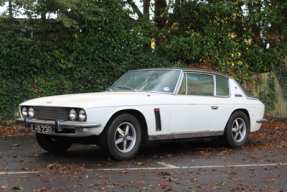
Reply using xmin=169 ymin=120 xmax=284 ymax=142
xmin=0 ymin=121 xmax=287 ymax=191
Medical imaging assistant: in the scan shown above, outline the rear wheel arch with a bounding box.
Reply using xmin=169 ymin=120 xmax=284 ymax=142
xmin=225 ymin=108 xmax=250 ymax=132
xmin=222 ymin=109 xmax=250 ymax=147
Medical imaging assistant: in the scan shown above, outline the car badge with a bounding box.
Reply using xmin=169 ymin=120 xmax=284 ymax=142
xmin=47 ymin=101 xmax=52 ymax=103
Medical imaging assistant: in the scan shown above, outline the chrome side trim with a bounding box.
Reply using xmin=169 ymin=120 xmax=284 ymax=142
xmin=256 ymin=119 xmax=268 ymax=123
xmin=149 ymin=131 xmax=224 ymax=141
xmin=16 ymin=118 xmax=101 ymax=128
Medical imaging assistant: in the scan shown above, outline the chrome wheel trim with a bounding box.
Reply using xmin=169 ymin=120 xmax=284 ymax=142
xmin=114 ymin=122 xmax=136 ymax=153
xmin=231 ymin=117 xmax=247 ymax=142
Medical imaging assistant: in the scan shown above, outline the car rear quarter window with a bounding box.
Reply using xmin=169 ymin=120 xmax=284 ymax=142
xmin=239 ymin=84 xmax=257 ymax=98
xmin=216 ymin=76 xmax=229 ymax=96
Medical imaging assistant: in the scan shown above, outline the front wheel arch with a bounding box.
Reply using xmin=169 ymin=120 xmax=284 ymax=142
xmin=102 ymin=109 xmax=149 ymax=144
xmin=99 ymin=113 xmax=142 ymax=160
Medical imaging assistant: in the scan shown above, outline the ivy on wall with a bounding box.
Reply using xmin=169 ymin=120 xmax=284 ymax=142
xmin=275 ymin=65 xmax=287 ymax=101
xmin=259 ymin=73 xmax=278 ymax=115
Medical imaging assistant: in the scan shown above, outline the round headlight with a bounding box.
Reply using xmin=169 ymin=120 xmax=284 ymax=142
xmin=78 ymin=109 xmax=86 ymax=121
xmin=28 ymin=107 xmax=34 ymax=117
xmin=69 ymin=109 xmax=77 ymax=121
xmin=22 ymin=107 xmax=28 ymax=117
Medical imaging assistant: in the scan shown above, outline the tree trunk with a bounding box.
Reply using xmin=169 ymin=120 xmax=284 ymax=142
xmin=9 ymin=0 xmax=13 ymax=27
xmin=40 ymin=0 xmax=46 ymax=22
xmin=143 ymin=0 xmax=151 ymax=50
xmin=154 ymin=0 xmax=167 ymax=49
xmin=9 ymin=0 xmax=12 ymax=18
xmin=143 ymin=0 xmax=150 ymax=19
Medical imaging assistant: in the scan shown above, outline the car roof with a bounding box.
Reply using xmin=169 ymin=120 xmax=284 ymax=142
xmin=131 ymin=68 xmax=230 ymax=78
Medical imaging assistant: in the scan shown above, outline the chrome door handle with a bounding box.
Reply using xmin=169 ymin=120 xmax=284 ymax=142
xmin=211 ymin=106 xmax=218 ymax=110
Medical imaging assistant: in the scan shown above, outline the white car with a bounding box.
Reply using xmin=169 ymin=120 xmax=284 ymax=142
xmin=17 ymin=68 xmax=267 ymax=160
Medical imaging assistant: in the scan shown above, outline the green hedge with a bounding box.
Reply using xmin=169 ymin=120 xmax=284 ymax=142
xmin=0 ymin=0 xmax=171 ymax=121
xmin=0 ymin=30 xmax=170 ymax=121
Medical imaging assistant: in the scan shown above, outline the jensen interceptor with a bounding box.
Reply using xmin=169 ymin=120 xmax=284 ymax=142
xmin=17 ymin=68 xmax=267 ymax=160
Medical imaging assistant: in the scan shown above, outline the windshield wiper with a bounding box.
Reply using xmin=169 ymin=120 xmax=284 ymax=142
xmin=106 ymin=88 xmax=113 ymax=92
xmin=117 ymin=86 xmax=138 ymax=92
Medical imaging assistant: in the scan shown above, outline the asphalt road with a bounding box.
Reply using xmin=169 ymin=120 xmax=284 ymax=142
xmin=1 ymin=135 xmax=287 ymax=191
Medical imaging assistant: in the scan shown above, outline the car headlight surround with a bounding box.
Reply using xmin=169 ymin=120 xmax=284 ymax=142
xmin=22 ymin=107 xmax=28 ymax=117
xmin=28 ymin=107 xmax=35 ymax=117
xmin=78 ymin=109 xmax=87 ymax=122
xmin=69 ymin=109 xmax=77 ymax=121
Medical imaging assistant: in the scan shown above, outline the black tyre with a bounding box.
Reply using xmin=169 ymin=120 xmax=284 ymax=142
xmin=36 ymin=133 xmax=73 ymax=153
xmin=222 ymin=111 xmax=250 ymax=148
xmin=99 ymin=114 xmax=142 ymax=160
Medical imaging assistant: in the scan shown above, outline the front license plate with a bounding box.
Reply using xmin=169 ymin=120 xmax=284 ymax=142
xmin=32 ymin=125 xmax=54 ymax=134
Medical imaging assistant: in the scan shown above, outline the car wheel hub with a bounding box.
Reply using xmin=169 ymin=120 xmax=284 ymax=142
xmin=231 ymin=118 xmax=246 ymax=142
xmin=114 ymin=122 xmax=136 ymax=153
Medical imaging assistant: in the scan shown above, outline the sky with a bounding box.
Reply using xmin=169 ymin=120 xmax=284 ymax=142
xmin=0 ymin=2 xmax=7 ymax=14
xmin=0 ymin=0 xmax=145 ymax=18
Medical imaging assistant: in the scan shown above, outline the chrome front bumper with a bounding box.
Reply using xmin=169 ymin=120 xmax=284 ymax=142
xmin=16 ymin=118 xmax=101 ymax=132
xmin=256 ymin=119 xmax=268 ymax=123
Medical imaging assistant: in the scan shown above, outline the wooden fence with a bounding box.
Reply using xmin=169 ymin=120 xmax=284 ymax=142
xmin=249 ymin=58 xmax=287 ymax=118
xmin=251 ymin=72 xmax=287 ymax=118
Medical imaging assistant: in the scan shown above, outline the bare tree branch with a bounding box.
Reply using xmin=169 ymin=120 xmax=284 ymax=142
xmin=127 ymin=0 xmax=143 ymax=19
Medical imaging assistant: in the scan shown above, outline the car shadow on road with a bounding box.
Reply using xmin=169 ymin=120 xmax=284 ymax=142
xmin=33 ymin=137 xmax=230 ymax=169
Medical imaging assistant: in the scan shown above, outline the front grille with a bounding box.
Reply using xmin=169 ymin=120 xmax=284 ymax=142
xmin=34 ymin=107 xmax=69 ymax=120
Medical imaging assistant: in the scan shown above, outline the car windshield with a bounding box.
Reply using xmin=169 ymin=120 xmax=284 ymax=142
xmin=109 ymin=70 xmax=181 ymax=93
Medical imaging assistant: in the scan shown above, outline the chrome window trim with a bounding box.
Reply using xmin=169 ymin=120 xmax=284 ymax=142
xmin=213 ymin=74 xmax=216 ymax=96
xmin=172 ymin=69 xmax=184 ymax=95
xmin=174 ymin=94 xmax=219 ymax=98
xmin=186 ymin=73 xmax=188 ymax=95
xmin=174 ymin=70 xmax=185 ymax=95
xmin=130 ymin=68 xmax=231 ymax=79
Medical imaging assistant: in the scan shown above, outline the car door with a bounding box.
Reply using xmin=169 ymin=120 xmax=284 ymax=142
xmin=211 ymin=75 xmax=232 ymax=131
xmin=170 ymin=72 xmax=223 ymax=134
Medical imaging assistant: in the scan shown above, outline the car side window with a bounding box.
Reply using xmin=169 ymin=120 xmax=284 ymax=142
xmin=216 ymin=76 xmax=229 ymax=96
xmin=178 ymin=73 xmax=214 ymax=96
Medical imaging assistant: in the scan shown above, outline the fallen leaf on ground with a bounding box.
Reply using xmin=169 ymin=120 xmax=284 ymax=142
xmin=10 ymin=186 xmax=23 ymax=190
xmin=158 ymin=183 xmax=172 ymax=187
